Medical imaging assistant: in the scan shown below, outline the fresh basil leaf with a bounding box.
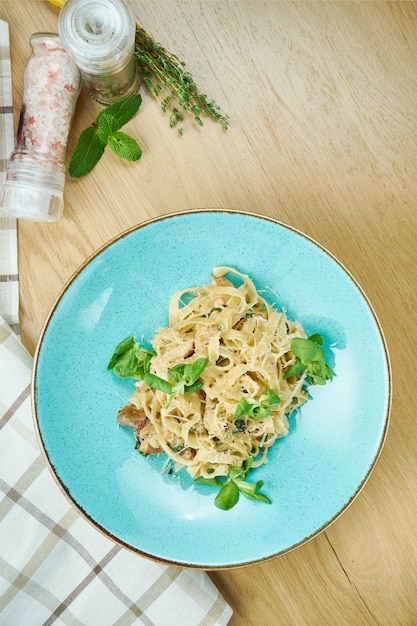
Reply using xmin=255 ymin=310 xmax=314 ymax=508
xmin=108 ymin=336 xmax=156 ymax=380
xmin=69 ymin=126 xmax=106 ymax=178
xmin=235 ymin=397 xmax=252 ymax=418
xmin=251 ymin=405 xmax=272 ymax=420
xmin=107 ymin=335 xmax=135 ymax=370
xmin=188 ymin=358 xmax=208 ymax=384
xmin=325 ymin=363 xmax=333 ymax=379
xmin=168 ymin=358 xmax=208 ymax=394
xmin=235 ymin=388 xmax=280 ymax=421
xmin=144 ymin=373 xmax=173 ymax=395
xmin=132 ymin=348 xmax=155 ymax=379
xmin=291 ymin=337 xmax=322 ymax=364
xmin=242 ymin=456 xmax=253 ymax=475
xmin=233 ymin=479 xmax=258 ymax=497
xmin=308 ymin=333 xmax=323 ymax=345
xmin=306 ymin=360 xmax=333 ymax=385
xmin=108 ymin=131 xmax=142 ymax=162
xmin=167 ymin=363 xmax=186 ymax=384
xmin=246 ymin=491 xmax=272 ymax=504
xmin=171 ymin=381 xmax=186 ymax=395
xmin=229 ymin=462 xmax=250 ymax=482
xmin=195 ymin=458 xmax=271 ymax=511
xmin=184 ymin=380 xmax=204 ymax=394
xmin=263 ymin=388 xmax=281 ymax=406
xmin=215 ymin=480 xmax=240 ymax=510
xmin=234 ymin=478 xmax=272 ymax=504
xmin=283 ymin=358 xmax=305 ymax=379
xmin=195 ymin=476 xmax=223 ymax=488
xmin=112 ymin=348 xmax=137 ymax=378
xmin=285 ymin=336 xmax=333 ymax=385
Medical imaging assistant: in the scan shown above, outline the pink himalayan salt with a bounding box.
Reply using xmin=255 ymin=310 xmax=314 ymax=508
xmin=17 ymin=34 xmax=81 ymax=167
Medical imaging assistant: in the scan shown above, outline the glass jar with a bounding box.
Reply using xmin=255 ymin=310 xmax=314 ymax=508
xmin=58 ymin=0 xmax=140 ymax=105
xmin=0 ymin=33 xmax=81 ymax=222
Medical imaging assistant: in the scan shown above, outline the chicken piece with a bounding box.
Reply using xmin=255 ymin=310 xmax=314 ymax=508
xmin=212 ymin=275 xmax=233 ymax=287
xmin=135 ymin=380 xmax=150 ymax=392
xmin=194 ymin=323 xmax=217 ymax=351
xmin=136 ymin=420 xmax=163 ymax=454
xmin=180 ymin=448 xmax=196 ymax=460
xmin=163 ymin=339 xmax=194 ymax=362
xmin=162 ymin=427 xmax=183 ymax=446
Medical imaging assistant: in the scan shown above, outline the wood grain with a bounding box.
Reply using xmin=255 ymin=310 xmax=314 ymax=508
xmin=1 ymin=1 xmax=416 ymax=623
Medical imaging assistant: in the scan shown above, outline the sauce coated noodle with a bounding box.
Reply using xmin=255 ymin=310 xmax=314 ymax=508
xmin=121 ymin=267 xmax=308 ymax=479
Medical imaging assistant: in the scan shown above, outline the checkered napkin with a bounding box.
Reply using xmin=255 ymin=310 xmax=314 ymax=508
xmin=0 ymin=316 xmax=233 ymax=625
xmin=0 ymin=20 xmax=232 ymax=626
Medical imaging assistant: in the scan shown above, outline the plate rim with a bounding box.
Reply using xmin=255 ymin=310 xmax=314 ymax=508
xmin=31 ymin=208 xmax=392 ymax=569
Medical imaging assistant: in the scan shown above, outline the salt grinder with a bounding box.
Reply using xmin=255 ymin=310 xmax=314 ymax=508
xmin=58 ymin=0 xmax=140 ymax=105
xmin=0 ymin=33 xmax=81 ymax=222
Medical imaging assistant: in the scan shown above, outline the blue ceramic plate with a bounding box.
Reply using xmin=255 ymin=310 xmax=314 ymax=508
xmin=33 ymin=210 xmax=391 ymax=568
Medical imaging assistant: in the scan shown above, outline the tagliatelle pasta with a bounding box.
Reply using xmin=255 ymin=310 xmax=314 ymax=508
xmin=116 ymin=267 xmax=310 ymax=479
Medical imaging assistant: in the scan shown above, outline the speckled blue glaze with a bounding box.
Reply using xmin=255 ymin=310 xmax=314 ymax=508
xmin=33 ymin=210 xmax=391 ymax=568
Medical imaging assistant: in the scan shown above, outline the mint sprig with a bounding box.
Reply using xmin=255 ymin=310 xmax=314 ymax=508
xmin=69 ymin=94 xmax=142 ymax=178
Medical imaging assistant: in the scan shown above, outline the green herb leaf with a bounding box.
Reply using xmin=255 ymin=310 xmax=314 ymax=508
xmin=134 ymin=347 xmax=155 ymax=377
xmin=107 ymin=335 xmax=135 ymax=370
xmin=308 ymin=333 xmax=323 ymax=345
xmin=107 ymin=335 xmax=155 ymax=379
xmin=284 ymin=334 xmax=333 ymax=385
xmin=181 ymin=380 xmax=204 ymax=394
xmin=187 ymin=357 xmax=209 ymax=383
xmin=113 ymin=348 xmax=138 ymax=378
xmin=97 ymin=93 xmax=142 ymax=129
xmin=292 ymin=336 xmax=322 ymax=363
xmin=96 ymin=112 xmax=120 ymax=142
xmin=167 ymin=363 xmax=186 ymax=385
xmin=230 ymin=457 xmax=252 ymax=480
xmin=143 ymin=373 xmax=173 ymax=395
xmin=215 ymin=480 xmax=240 ymax=510
xmin=69 ymin=94 xmax=142 ymax=178
xmin=195 ymin=456 xmax=271 ymax=511
xmin=234 ymin=388 xmax=280 ymax=421
xmin=168 ymin=358 xmax=208 ymax=395
xmin=108 ymin=131 xmax=142 ymax=161
xmin=263 ymin=388 xmax=281 ymax=406
xmin=68 ymin=126 xmax=106 ymax=178
xmin=195 ymin=476 xmax=223 ymax=488
xmin=134 ymin=26 xmax=228 ymax=131
xmin=283 ymin=359 xmax=305 ymax=379
xmin=235 ymin=397 xmax=252 ymax=419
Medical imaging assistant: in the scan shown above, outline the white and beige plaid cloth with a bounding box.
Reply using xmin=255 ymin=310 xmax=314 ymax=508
xmin=0 ymin=19 xmax=232 ymax=625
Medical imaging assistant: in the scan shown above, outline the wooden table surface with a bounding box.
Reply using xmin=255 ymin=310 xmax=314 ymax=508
xmin=2 ymin=1 xmax=417 ymax=624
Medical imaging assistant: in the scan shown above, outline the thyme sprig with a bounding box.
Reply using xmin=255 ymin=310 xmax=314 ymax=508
xmin=48 ymin=1 xmax=228 ymax=133
xmin=134 ymin=26 xmax=229 ymax=134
